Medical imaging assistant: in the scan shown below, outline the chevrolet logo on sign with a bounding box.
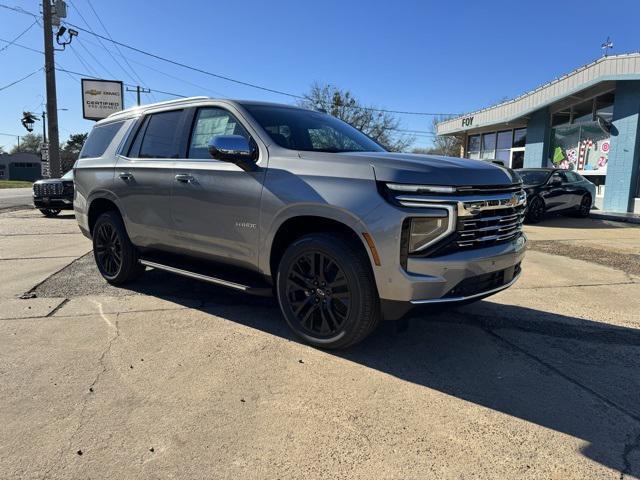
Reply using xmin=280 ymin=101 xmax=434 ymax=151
xmin=85 ymin=89 xmax=101 ymax=96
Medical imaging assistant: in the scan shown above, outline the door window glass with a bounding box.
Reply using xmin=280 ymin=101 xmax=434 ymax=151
xmin=467 ymin=135 xmax=480 ymax=159
xmin=188 ymin=108 xmax=249 ymax=159
xmin=138 ymin=110 xmax=183 ymax=159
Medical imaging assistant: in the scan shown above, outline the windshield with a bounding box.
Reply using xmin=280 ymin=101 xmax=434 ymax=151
xmin=244 ymin=105 xmax=386 ymax=153
xmin=516 ymin=169 xmax=550 ymax=185
xmin=61 ymin=170 xmax=73 ymax=181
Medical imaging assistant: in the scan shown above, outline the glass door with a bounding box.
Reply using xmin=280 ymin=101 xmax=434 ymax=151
xmin=510 ymin=148 xmax=525 ymax=169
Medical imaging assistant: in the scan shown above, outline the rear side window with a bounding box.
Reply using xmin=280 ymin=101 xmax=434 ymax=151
xmin=138 ymin=110 xmax=183 ymax=159
xmin=79 ymin=121 xmax=124 ymax=158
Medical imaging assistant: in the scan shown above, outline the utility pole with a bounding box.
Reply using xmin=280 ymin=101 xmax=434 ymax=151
xmin=126 ymin=85 xmax=151 ymax=106
xmin=43 ymin=0 xmax=61 ymax=178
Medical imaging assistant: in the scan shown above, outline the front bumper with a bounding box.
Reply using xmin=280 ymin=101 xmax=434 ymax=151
xmin=33 ymin=195 xmax=74 ymax=210
xmin=379 ymin=233 xmax=527 ymax=320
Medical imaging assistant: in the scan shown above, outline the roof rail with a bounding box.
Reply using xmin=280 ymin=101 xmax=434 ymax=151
xmin=105 ymin=96 xmax=210 ymax=119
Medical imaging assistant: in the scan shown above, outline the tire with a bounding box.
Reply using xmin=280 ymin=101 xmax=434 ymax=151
xmin=40 ymin=208 xmax=61 ymax=217
xmin=525 ymin=196 xmax=545 ymax=224
xmin=574 ymin=194 xmax=592 ymax=218
xmin=92 ymin=211 xmax=144 ymax=285
xmin=276 ymin=233 xmax=380 ymax=349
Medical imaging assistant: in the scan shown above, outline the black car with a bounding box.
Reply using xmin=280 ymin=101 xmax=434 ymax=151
xmin=516 ymin=168 xmax=596 ymax=223
xmin=32 ymin=170 xmax=74 ymax=217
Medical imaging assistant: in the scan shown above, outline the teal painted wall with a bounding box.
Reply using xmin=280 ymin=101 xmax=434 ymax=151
xmin=524 ymin=108 xmax=550 ymax=168
xmin=603 ymin=81 xmax=640 ymax=213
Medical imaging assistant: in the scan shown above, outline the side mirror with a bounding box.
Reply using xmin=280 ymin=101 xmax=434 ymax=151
xmin=207 ymin=135 xmax=257 ymax=171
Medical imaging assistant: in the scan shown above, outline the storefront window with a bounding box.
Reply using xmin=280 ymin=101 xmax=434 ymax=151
xmin=549 ymin=92 xmax=614 ymax=176
xmin=495 ymin=131 xmax=511 ymax=162
xmin=481 ymin=133 xmax=496 ymax=159
xmin=467 ymin=135 xmax=481 ymax=159
xmin=513 ymin=128 xmax=526 ymax=147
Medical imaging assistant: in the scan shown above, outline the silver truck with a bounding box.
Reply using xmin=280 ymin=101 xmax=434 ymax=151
xmin=74 ymin=97 xmax=527 ymax=349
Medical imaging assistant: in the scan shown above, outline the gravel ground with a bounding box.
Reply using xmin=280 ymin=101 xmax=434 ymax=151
xmin=528 ymin=240 xmax=640 ymax=276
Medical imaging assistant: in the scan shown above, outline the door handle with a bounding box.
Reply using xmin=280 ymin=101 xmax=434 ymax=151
xmin=175 ymin=174 xmax=194 ymax=183
xmin=119 ymin=172 xmax=133 ymax=181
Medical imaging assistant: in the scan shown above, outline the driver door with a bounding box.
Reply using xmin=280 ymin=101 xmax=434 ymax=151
xmin=170 ymin=106 xmax=266 ymax=270
xmin=543 ymin=171 xmax=570 ymax=212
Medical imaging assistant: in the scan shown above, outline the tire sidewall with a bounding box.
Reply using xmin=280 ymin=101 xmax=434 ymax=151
xmin=276 ymin=234 xmax=372 ymax=348
xmin=526 ymin=196 xmax=544 ymax=223
xmin=92 ymin=211 xmax=141 ymax=284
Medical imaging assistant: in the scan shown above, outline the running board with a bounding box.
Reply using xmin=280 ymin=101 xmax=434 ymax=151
xmin=139 ymin=259 xmax=273 ymax=297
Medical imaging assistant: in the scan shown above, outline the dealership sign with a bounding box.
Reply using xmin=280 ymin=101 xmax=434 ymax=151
xmin=81 ymin=79 xmax=124 ymax=120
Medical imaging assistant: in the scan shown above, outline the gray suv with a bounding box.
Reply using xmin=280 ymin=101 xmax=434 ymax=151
xmin=75 ymin=97 xmax=527 ymax=349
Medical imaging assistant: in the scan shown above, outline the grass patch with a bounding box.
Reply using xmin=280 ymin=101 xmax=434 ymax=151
xmin=0 ymin=180 xmax=33 ymax=189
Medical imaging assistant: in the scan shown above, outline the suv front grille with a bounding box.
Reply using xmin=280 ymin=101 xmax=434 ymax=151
xmin=34 ymin=182 xmax=63 ymax=196
xmin=385 ymin=183 xmax=526 ymax=259
xmin=456 ymin=204 xmax=525 ymax=249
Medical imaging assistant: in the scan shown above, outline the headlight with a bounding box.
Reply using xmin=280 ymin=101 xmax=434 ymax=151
xmin=386 ymin=183 xmax=456 ymax=194
xmin=406 ymin=213 xmax=453 ymax=253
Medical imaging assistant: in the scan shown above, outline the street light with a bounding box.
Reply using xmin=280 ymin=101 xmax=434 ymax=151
xmin=21 ymin=112 xmax=38 ymax=133
xmin=41 ymin=107 xmax=68 ymax=143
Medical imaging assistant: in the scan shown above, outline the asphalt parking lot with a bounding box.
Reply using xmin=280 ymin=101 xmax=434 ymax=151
xmin=1 ymin=209 xmax=639 ymax=479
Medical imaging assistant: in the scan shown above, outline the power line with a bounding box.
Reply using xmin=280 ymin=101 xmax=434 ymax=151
xmin=1 ymin=5 xmax=455 ymax=117
xmin=0 ymin=3 xmax=38 ymax=18
xmin=0 ymin=67 xmax=42 ymax=92
xmin=0 ymin=36 xmax=42 ymax=54
xmin=0 ymin=19 xmax=38 ymax=54
xmin=55 ymin=66 xmax=187 ymax=98
xmin=62 ymin=21 xmax=456 ymax=116
xmin=83 ymin=0 xmax=155 ymax=100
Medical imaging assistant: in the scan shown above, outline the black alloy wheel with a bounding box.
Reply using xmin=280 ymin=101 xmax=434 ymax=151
xmin=285 ymin=251 xmax=352 ymax=339
xmin=94 ymin=221 xmax=123 ymax=277
xmin=40 ymin=208 xmax=61 ymax=217
xmin=276 ymin=233 xmax=380 ymax=349
xmin=92 ymin=211 xmax=144 ymax=285
xmin=525 ymin=197 xmax=545 ymax=223
xmin=577 ymin=194 xmax=592 ymax=217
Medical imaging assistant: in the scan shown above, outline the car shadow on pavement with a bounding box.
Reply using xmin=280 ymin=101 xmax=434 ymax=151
xmin=35 ymin=258 xmax=640 ymax=476
xmin=118 ymin=269 xmax=640 ymax=476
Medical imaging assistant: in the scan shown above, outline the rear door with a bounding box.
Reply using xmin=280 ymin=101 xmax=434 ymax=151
xmin=170 ymin=106 xmax=266 ymax=270
xmin=113 ymin=109 xmax=187 ymax=248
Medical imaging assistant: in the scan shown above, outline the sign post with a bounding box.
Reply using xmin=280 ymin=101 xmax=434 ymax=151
xmin=40 ymin=142 xmax=50 ymax=178
xmin=81 ymin=79 xmax=124 ymax=121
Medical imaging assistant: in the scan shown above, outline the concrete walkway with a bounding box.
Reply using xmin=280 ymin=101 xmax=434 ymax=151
xmin=1 ymin=210 xmax=639 ymax=479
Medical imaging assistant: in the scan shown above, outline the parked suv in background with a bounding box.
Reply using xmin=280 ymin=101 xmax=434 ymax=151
xmin=74 ymin=97 xmax=527 ymax=349
xmin=33 ymin=169 xmax=74 ymax=217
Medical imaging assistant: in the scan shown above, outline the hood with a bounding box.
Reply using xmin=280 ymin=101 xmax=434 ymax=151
xmin=344 ymin=152 xmax=519 ymax=186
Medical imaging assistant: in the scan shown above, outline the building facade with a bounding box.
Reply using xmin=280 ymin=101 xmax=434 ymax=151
xmin=0 ymin=153 xmax=42 ymax=182
xmin=436 ymin=53 xmax=640 ymax=214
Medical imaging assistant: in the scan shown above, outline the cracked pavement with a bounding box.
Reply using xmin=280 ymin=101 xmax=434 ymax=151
xmin=1 ymin=209 xmax=640 ymax=479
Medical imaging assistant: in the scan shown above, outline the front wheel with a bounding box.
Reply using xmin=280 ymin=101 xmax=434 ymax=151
xmin=92 ymin=211 xmax=144 ymax=285
xmin=276 ymin=233 xmax=380 ymax=349
xmin=39 ymin=208 xmax=61 ymax=217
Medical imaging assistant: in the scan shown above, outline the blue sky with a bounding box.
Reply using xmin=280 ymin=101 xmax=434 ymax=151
xmin=1 ymin=0 xmax=639 ymax=150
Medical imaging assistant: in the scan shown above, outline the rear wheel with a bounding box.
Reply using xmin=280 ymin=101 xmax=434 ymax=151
xmin=525 ymin=196 xmax=545 ymax=223
xmin=40 ymin=208 xmax=61 ymax=217
xmin=575 ymin=194 xmax=592 ymax=218
xmin=276 ymin=233 xmax=380 ymax=349
xmin=92 ymin=211 xmax=144 ymax=285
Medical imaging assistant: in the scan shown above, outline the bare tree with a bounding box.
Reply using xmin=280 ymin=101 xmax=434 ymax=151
xmin=298 ymin=83 xmax=414 ymax=152
xmin=422 ymin=116 xmax=464 ymax=157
